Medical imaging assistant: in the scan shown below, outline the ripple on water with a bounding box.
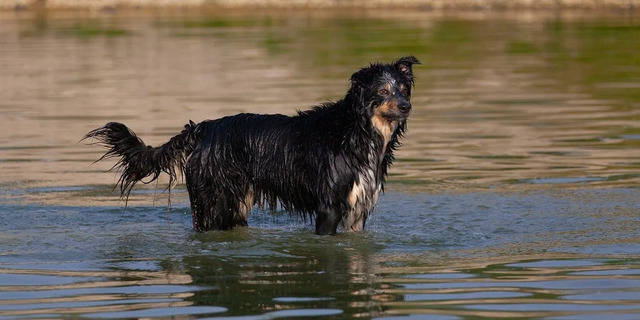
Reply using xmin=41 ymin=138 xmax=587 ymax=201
xmin=1 ymin=11 xmax=640 ymax=320
xmin=0 ymin=263 xmax=220 ymax=319
xmin=380 ymin=257 xmax=640 ymax=319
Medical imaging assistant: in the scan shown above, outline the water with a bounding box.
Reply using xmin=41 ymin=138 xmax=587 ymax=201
xmin=1 ymin=9 xmax=640 ymax=319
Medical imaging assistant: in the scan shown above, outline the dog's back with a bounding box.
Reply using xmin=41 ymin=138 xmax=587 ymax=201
xmin=184 ymin=108 xmax=354 ymax=229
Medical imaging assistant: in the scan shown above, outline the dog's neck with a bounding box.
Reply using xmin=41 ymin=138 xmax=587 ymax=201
xmin=342 ymin=110 xmax=400 ymax=232
xmin=371 ymin=115 xmax=398 ymax=157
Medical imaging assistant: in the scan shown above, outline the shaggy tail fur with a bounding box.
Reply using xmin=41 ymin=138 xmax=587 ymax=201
xmin=83 ymin=121 xmax=195 ymax=202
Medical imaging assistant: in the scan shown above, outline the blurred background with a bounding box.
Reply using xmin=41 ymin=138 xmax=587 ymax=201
xmin=1 ymin=2 xmax=640 ymax=319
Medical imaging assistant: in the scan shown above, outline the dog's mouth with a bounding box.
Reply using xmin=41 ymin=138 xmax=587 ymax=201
xmin=375 ymin=100 xmax=411 ymax=122
xmin=380 ymin=110 xmax=410 ymax=122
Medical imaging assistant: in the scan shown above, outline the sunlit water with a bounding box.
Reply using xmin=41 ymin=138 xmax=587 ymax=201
xmin=1 ymin=9 xmax=639 ymax=319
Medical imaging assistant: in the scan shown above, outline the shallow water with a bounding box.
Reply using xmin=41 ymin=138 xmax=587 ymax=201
xmin=1 ymin=9 xmax=640 ymax=319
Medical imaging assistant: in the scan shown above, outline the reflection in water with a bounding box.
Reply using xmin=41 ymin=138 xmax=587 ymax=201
xmin=181 ymin=234 xmax=381 ymax=317
xmin=0 ymin=264 xmax=222 ymax=318
xmin=2 ymin=253 xmax=640 ymax=318
xmin=0 ymin=9 xmax=639 ymax=319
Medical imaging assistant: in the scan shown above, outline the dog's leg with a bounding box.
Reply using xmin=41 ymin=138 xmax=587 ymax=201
xmin=188 ymin=177 xmax=252 ymax=231
xmin=187 ymin=190 xmax=216 ymax=232
xmin=315 ymin=211 xmax=342 ymax=235
xmin=233 ymin=184 xmax=254 ymax=227
xmin=345 ymin=213 xmax=368 ymax=232
xmin=186 ymin=164 xmax=231 ymax=231
xmin=186 ymin=175 xmax=218 ymax=232
xmin=189 ymin=189 xmax=241 ymax=231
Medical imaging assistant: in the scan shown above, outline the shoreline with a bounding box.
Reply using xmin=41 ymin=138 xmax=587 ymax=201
xmin=2 ymin=0 xmax=640 ymax=11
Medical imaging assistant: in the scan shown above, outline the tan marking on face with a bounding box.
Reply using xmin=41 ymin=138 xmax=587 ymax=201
xmin=399 ymin=84 xmax=409 ymax=96
xmin=372 ymin=105 xmax=399 ymax=151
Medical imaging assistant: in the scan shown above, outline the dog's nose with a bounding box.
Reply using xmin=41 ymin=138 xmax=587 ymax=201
xmin=398 ymin=102 xmax=412 ymax=114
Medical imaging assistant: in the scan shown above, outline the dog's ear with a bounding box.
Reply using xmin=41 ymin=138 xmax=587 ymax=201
xmin=348 ymin=68 xmax=371 ymax=113
xmin=350 ymin=68 xmax=369 ymax=87
xmin=394 ymin=56 xmax=421 ymax=82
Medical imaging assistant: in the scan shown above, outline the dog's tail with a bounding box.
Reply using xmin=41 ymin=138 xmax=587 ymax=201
xmin=83 ymin=121 xmax=196 ymax=202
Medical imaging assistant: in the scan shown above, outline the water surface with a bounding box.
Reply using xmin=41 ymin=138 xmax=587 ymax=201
xmin=1 ymin=9 xmax=639 ymax=319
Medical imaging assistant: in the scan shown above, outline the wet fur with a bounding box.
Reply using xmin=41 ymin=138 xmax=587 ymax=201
xmin=84 ymin=56 xmax=420 ymax=235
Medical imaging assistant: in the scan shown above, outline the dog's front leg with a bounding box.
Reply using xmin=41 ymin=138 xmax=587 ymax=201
xmin=315 ymin=211 xmax=342 ymax=235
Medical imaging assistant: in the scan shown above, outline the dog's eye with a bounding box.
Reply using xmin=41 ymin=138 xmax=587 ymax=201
xmin=401 ymin=88 xmax=409 ymax=96
xmin=378 ymin=88 xmax=390 ymax=96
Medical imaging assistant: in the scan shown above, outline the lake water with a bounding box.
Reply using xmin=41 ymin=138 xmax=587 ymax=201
xmin=1 ymin=9 xmax=640 ymax=319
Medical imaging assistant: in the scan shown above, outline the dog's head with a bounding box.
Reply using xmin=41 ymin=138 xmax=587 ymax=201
xmin=349 ymin=56 xmax=420 ymax=124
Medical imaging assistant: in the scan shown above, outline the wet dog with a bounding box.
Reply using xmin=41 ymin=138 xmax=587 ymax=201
xmin=84 ymin=56 xmax=419 ymax=235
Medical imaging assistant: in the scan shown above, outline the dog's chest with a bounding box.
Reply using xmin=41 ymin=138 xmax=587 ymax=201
xmin=344 ymin=142 xmax=384 ymax=231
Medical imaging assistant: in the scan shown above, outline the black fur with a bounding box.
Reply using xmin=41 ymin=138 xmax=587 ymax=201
xmin=84 ymin=56 xmax=420 ymax=235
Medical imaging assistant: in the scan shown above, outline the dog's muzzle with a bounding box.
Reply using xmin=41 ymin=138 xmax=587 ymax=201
xmin=398 ymin=101 xmax=412 ymax=115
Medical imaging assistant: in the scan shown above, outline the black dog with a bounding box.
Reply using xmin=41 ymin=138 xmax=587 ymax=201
xmin=85 ymin=56 xmax=419 ymax=235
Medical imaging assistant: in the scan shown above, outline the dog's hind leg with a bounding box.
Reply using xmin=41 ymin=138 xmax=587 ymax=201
xmin=186 ymin=163 xmax=253 ymax=231
xmin=185 ymin=167 xmax=230 ymax=231
xmin=186 ymin=175 xmax=219 ymax=232
xmin=187 ymin=186 xmax=240 ymax=231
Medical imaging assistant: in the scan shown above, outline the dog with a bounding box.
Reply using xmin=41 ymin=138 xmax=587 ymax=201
xmin=84 ymin=56 xmax=419 ymax=235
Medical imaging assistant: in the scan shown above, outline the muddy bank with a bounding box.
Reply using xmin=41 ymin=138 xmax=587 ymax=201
xmin=1 ymin=0 xmax=639 ymax=10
